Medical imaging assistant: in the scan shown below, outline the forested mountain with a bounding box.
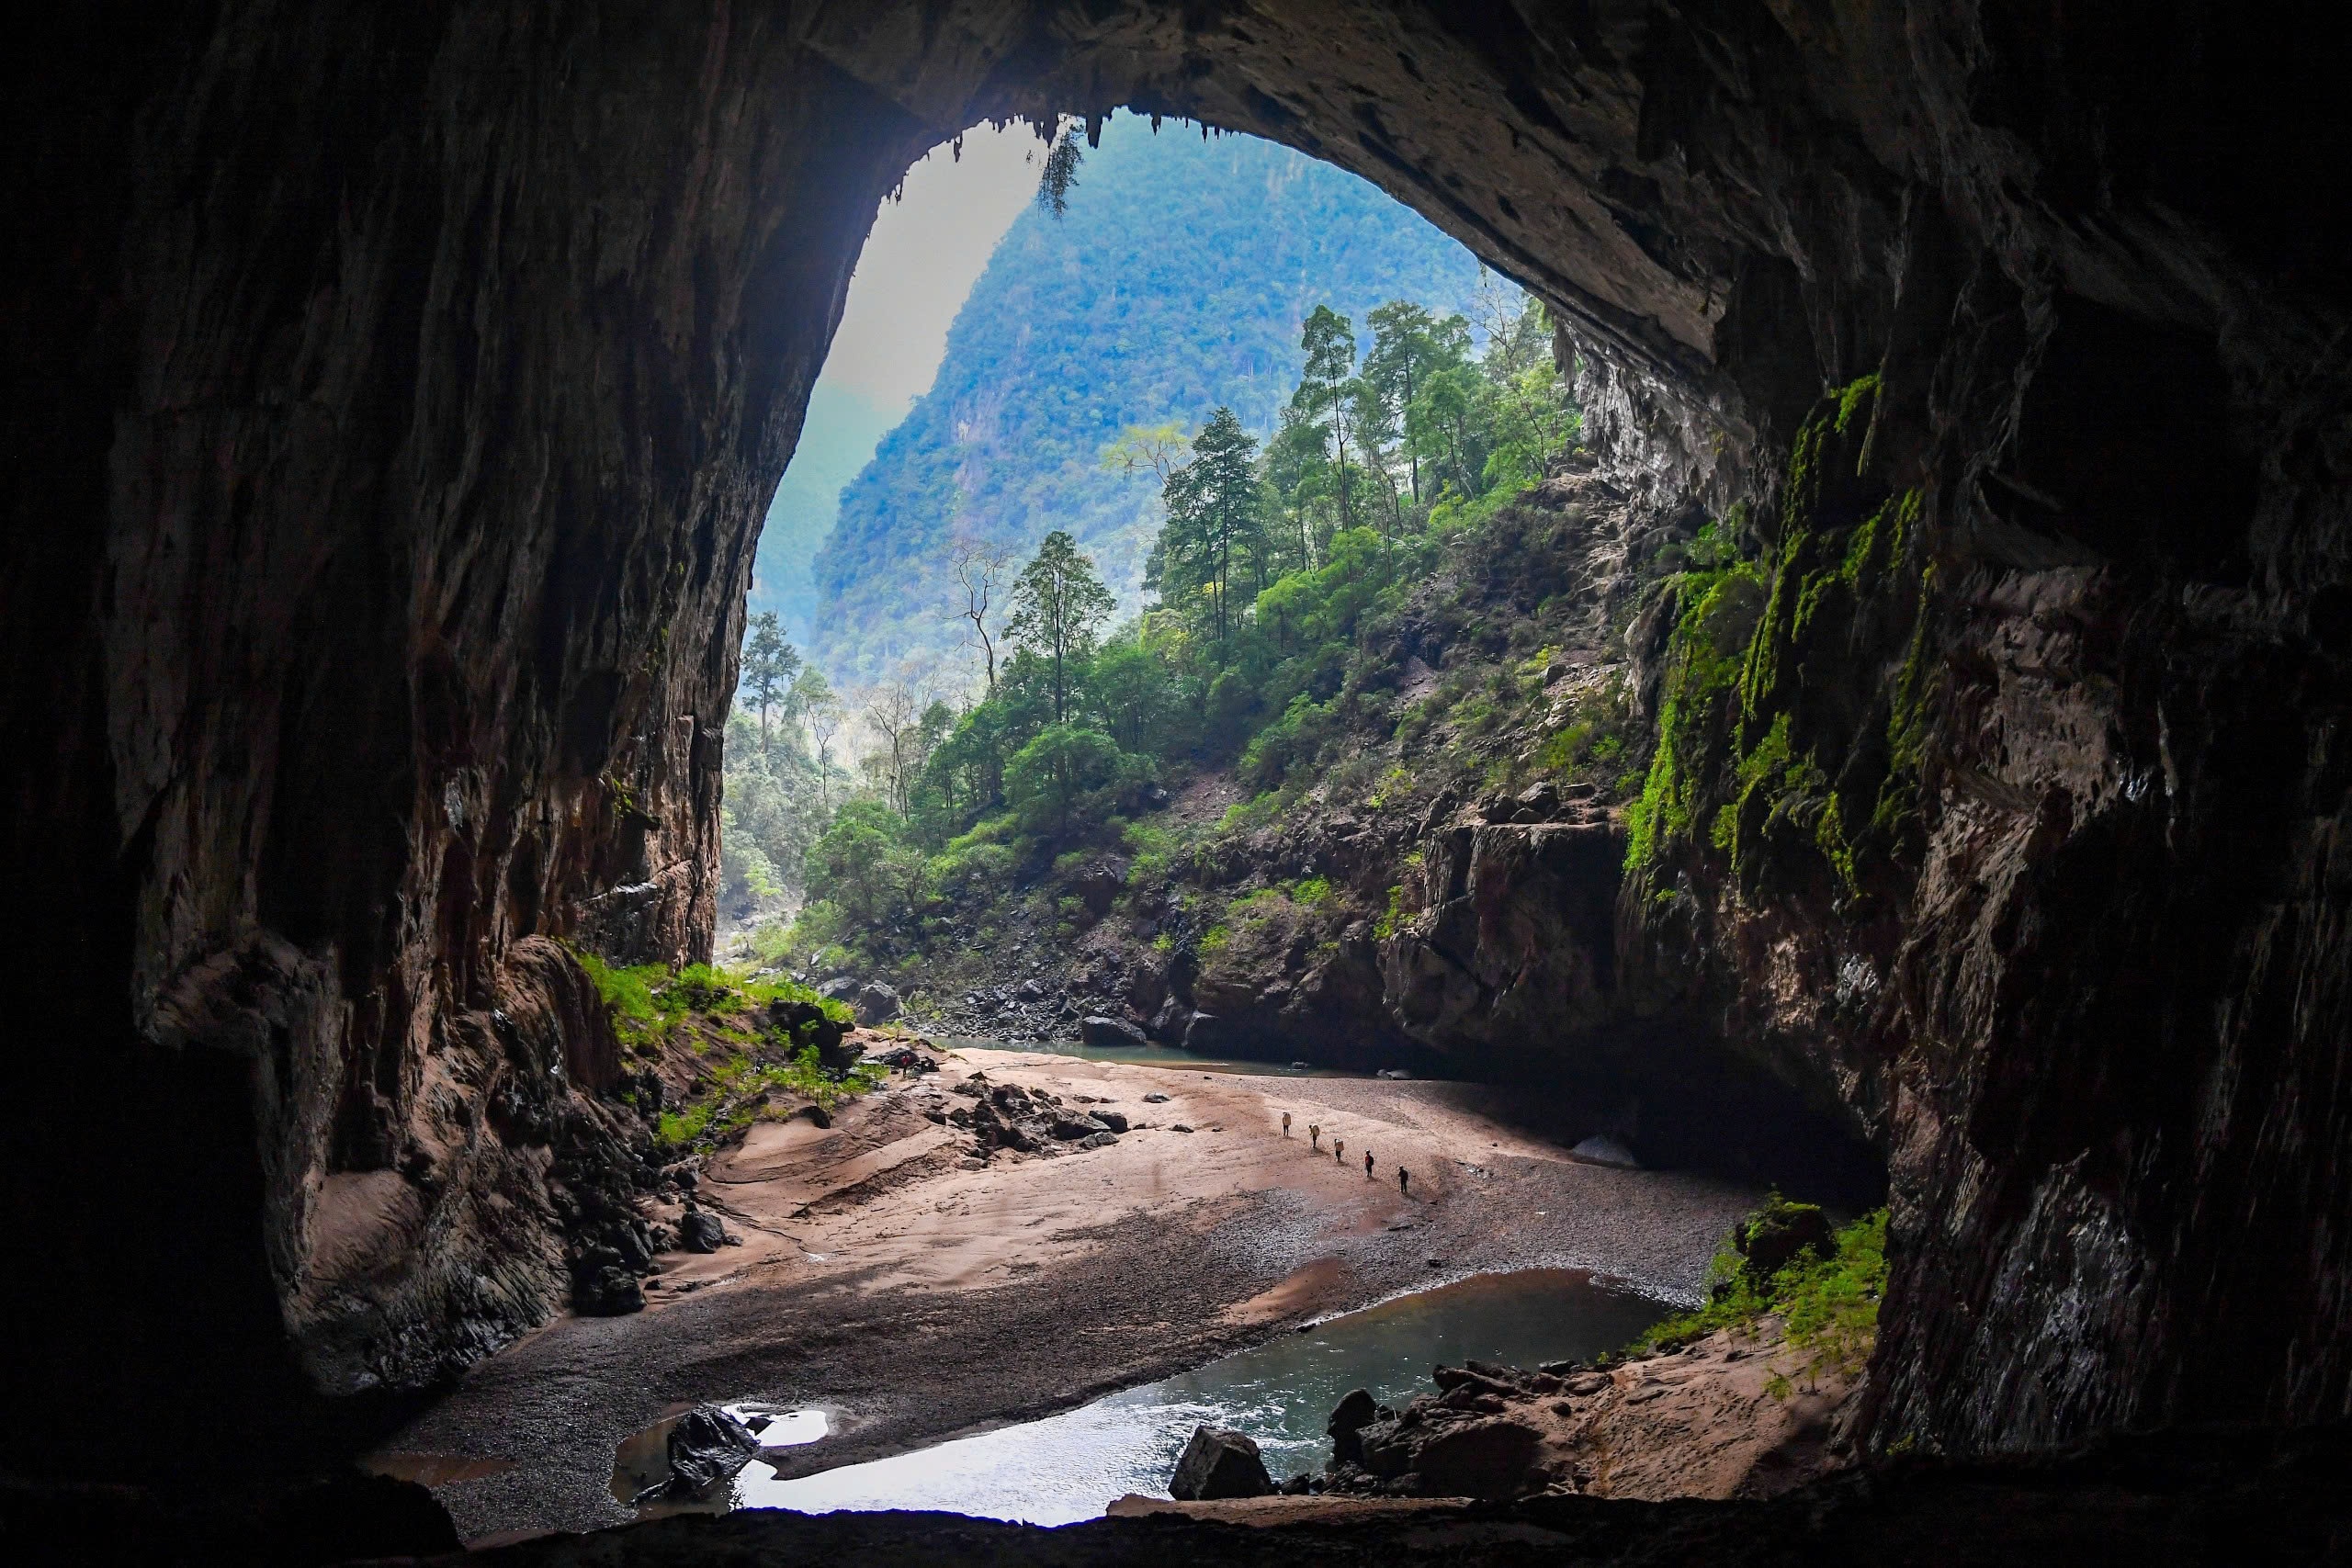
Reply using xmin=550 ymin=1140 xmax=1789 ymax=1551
xmin=807 ymin=114 xmax=1488 ymax=686
xmin=751 ymin=381 xmax=899 ymax=641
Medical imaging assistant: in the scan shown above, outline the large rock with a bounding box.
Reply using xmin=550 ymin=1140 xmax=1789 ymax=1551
xmin=1733 ymin=1199 xmax=1836 ymax=1287
xmin=1081 ymin=1015 xmax=1148 ymax=1049
xmin=855 ymin=981 xmax=901 ymax=1024
xmin=1328 ymin=1388 xmax=1381 ymax=1464
xmin=1169 ymin=1426 xmax=1272 ymax=1501
xmin=676 ymin=1207 xmax=729 ymax=1254
xmin=666 ymin=1404 xmax=760 ymax=1495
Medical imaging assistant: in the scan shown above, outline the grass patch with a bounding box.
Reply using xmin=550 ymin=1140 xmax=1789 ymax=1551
xmin=1612 ymin=1200 xmax=1887 ymax=1396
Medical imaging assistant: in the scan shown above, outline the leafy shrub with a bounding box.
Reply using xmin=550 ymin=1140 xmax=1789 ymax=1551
xmin=1613 ymin=1202 xmax=1888 ymax=1395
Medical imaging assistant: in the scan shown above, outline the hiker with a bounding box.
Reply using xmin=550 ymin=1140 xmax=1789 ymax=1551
xmin=1333 ymin=1137 xmax=1345 ymax=1165
xmin=1309 ymin=1123 xmax=1321 ymax=1151
xmin=1282 ymin=1111 xmax=1292 ymax=1138
xmin=1398 ymin=1167 xmax=1411 ymax=1197
xmin=1364 ymin=1149 xmax=1374 ymax=1180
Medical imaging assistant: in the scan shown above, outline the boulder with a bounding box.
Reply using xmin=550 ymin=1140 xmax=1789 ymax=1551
xmin=1094 ymin=1109 xmax=1129 ymax=1133
xmin=855 ymin=981 xmax=901 ymax=1023
xmin=1147 ymin=998 xmax=1192 ymax=1041
xmin=572 ymin=1264 xmax=645 ymax=1316
xmin=1050 ymin=1112 xmax=1112 ymax=1141
xmin=1079 ymin=1130 xmax=1119 ymax=1149
xmin=677 ymin=1207 xmax=729 ymax=1253
xmin=1734 ymin=1197 xmax=1836 ymax=1285
xmin=817 ymin=976 xmax=858 ymax=1003
xmin=666 ymin=1404 xmax=760 ymax=1494
xmin=1072 ymin=858 xmax=1126 ymax=916
xmin=1327 ymin=1387 xmax=1380 ymax=1463
xmin=1168 ymin=1425 xmax=1272 ymax=1501
xmin=1182 ymin=1012 xmax=1226 ymax=1052
xmin=1081 ymin=1015 xmax=1148 ymax=1049
xmin=1513 ymin=781 xmax=1563 ymax=819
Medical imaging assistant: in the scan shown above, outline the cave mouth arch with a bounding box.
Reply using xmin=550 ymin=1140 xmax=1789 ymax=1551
xmin=6 ymin=0 xmax=2345 ymax=1515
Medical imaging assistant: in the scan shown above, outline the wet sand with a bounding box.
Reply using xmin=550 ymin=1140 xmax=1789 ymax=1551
xmin=376 ymin=1050 xmax=1759 ymax=1542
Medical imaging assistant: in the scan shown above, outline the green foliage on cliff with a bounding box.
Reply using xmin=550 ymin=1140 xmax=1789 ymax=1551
xmin=578 ymin=953 xmax=853 ymax=1052
xmin=576 ymin=953 xmax=875 ymax=1150
xmin=1618 ymin=1203 xmax=1889 ymax=1392
xmin=1624 ymin=376 xmax=1936 ymax=905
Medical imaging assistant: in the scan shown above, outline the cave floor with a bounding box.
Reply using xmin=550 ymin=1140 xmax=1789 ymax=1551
xmin=377 ymin=1051 xmax=1758 ymax=1542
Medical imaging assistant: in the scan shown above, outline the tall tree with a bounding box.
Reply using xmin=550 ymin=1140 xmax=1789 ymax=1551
xmin=1295 ymin=305 xmax=1359 ymax=532
xmin=1005 ymin=531 xmax=1115 ymax=724
xmin=1363 ymin=301 xmax=1440 ymax=503
xmin=792 ymin=666 xmax=844 ymax=811
xmin=1148 ymin=406 xmax=1262 ymax=649
xmin=945 ymin=535 xmax=1011 ymax=693
xmin=739 ymin=610 xmax=800 ymax=750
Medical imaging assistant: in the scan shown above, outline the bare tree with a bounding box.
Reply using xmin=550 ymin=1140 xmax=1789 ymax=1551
xmin=946 ymin=535 xmax=1012 ymax=694
xmin=793 ymin=667 xmax=844 ymax=812
xmin=860 ymin=679 xmax=930 ymax=817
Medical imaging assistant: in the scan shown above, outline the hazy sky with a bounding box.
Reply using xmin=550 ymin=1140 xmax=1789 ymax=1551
xmin=821 ymin=123 xmax=1046 ymax=413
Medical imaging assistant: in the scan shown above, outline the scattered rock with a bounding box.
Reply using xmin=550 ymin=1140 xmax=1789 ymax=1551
xmin=1142 ymin=1092 xmax=1170 ymax=1103
xmin=1376 ymin=1067 xmax=1412 ymax=1079
xmin=1095 ymin=1109 xmax=1129 ymax=1133
xmin=665 ymin=1404 xmax=760 ymax=1494
xmin=571 ymin=1263 xmax=645 ymax=1316
xmin=817 ymin=976 xmax=858 ymax=1003
xmin=854 ymin=981 xmax=901 ymax=1023
xmin=1050 ymin=1112 xmax=1113 ymax=1141
xmin=1080 ymin=1015 xmax=1148 ymax=1048
xmin=677 ymin=1208 xmax=729 ymax=1253
xmin=1169 ymin=1425 xmax=1272 ymax=1501
xmin=1172 ymin=1123 xmax=1194 ymax=1134
xmin=1079 ymin=1130 xmax=1118 ymax=1149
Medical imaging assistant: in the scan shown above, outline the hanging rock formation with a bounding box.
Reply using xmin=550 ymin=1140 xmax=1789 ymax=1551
xmin=6 ymin=0 xmax=2347 ymax=1483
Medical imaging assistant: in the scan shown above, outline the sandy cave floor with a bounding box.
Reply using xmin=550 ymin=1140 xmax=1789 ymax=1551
xmin=373 ymin=1050 xmax=1761 ymax=1543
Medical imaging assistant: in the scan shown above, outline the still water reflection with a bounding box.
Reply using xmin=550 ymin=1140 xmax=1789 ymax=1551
xmin=710 ymin=1268 xmax=1664 ymax=1526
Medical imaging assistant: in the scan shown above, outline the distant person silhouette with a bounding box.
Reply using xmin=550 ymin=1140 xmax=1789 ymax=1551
xmin=1282 ymin=1111 xmax=1292 ymax=1138
xmin=1364 ymin=1150 xmax=1374 ymax=1180
xmin=1333 ymin=1137 xmax=1345 ymax=1165
xmin=1309 ymin=1123 xmax=1321 ymax=1151
xmin=1398 ymin=1168 xmax=1410 ymax=1197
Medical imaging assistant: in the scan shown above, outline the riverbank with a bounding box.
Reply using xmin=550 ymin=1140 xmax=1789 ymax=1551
xmin=374 ymin=1047 xmax=1759 ymax=1542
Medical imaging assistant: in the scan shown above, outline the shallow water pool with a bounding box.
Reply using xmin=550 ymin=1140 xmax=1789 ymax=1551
xmin=663 ymin=1268 xmax=1666 ymax=1527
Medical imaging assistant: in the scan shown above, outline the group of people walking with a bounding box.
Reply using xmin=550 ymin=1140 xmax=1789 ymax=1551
xmin=1281 ymin=1111 xmax=1409 ymax=1197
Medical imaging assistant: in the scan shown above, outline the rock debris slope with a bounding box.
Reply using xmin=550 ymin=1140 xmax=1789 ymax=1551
xmin=6 ymin=0 xmax=2349 ymax=1485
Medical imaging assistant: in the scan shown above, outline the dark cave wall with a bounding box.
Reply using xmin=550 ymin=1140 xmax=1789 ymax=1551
xmin=3 ymin=0 xmax=948 ymax=1427
xmin=5 ymin=0 xmax=2348 ymax=1469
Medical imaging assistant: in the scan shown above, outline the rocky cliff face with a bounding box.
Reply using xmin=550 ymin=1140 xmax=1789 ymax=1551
xmin=7 ymin=0 xmax=2347 ymax=1479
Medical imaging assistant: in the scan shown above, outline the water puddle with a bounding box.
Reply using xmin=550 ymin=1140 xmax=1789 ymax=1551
xmin=623 ymin=1267 xmax=1663 ymax=1527
xmin=610 ymin=1403 xmax=830 ymax=1510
